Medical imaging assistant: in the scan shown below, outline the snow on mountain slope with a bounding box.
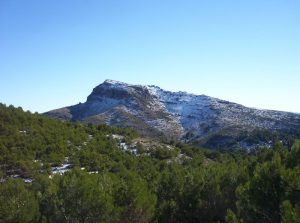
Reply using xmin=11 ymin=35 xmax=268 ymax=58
xmin=44 ymin=80 xmax=300 ymax=149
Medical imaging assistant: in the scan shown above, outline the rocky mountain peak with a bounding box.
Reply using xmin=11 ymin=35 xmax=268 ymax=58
xmin=103 ymin=79 xmax=129 ymax=86
xmin=88 ymin=80 xmax=164 ymax=103
xmin=87 ymin=80 xmax=132 ymax=101
xmin=45 ymin=80 xmax=300 ymax=150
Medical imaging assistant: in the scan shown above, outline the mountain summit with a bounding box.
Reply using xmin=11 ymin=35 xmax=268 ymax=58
xmin=45 ymin=80 xmax=300 ymax=149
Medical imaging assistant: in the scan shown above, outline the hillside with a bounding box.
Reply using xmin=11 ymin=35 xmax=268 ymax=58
xmin=1 ymin=103 xmax=300 ymax=222
xmin=45 ymin=80 xmax=300 ymax=149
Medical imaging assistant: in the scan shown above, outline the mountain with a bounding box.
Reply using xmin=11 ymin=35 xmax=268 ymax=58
xmin=45 ymin=79 xmax=300 ymax=149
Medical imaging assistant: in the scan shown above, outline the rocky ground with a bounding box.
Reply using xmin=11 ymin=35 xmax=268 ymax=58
xmin=45 ymin=80 xmax=300 ymax=149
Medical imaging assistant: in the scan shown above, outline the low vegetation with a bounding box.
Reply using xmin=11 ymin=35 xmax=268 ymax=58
xmin=0 ymin=103 xmax=299 ymax=223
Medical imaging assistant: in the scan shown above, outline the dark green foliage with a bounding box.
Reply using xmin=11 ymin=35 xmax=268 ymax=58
xmin=55 ymin=170 xmax=116 ymax=222
xmin=0 ymin=179 xmax=39 ymax=222
xmin=114 ymin=171 xmax=157 ymax=223
xmin=151 ymin=146 xmax=179 ymax=160
xmin=0 ymin=103 xmax=300 ymax=223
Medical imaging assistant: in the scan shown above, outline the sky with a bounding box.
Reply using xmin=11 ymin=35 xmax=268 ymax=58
xmin=0 ymin=0 xmax=299 ymax=113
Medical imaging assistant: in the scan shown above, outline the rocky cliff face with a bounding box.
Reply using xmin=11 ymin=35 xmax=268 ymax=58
xmin=44 ymin=80 xmax=300 ymax=149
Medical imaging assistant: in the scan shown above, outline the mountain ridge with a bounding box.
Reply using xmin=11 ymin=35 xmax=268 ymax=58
xmin=44 ymin=80 xmax=300 ymax=149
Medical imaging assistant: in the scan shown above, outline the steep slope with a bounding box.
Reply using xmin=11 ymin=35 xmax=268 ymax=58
xmin=45 ymin=80 xmax=300 ymax=149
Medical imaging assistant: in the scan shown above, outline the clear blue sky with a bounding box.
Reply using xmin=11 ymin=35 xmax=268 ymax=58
xmin=0 ymin=0 xmax=299 ymax=113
